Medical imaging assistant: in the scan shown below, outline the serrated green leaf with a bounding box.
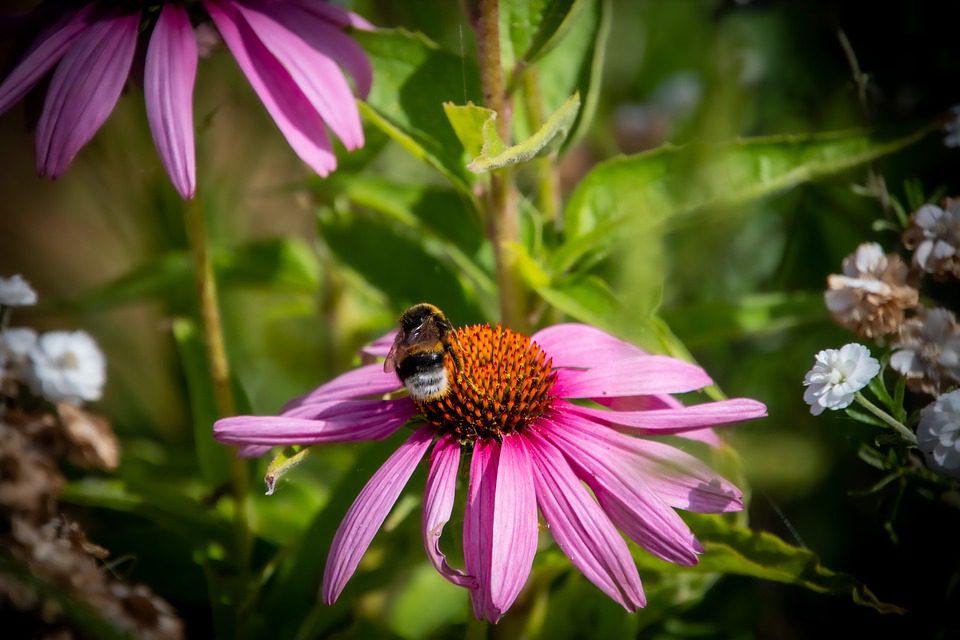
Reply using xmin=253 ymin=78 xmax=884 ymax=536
xmin=631 ymin=513 xmax=904 ymax=615
xmin=467 ymin=93 xmax=580 ymax=172
xmin=354 ymin=28 xmax=482 ymax=196
xmin=443 ymin=102 xmax=501 ymax=161
xmin=558 ymin=126 xmax=933 ymax=273
xmin=264 ymin=447 xmax=312 ymax=496
xmin=506 ymin=0 xmax=588 ymax=68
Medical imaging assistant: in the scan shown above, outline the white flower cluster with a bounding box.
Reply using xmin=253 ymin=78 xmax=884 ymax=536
xmin=917 ymin=390 xmax=960 ymax=479
xmin=802 ymin=343 xmax=880 ymax=416
xmin=0 ymin=275 xmax=106 ymax=405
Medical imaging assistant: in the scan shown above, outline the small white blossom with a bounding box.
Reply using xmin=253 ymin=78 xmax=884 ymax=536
xmin=0 ymin=327 xmax=38 ymax=379
xmin=27 ymin=331 xmax=106 ymax=405
xmin=917 ymin=389 xmax=960 ymax=479
xmin=803 ymin=343 xmax=880 ymax=416
xmin=890 ymin=307 xmax=960 ymax=395
xmin=0 ymin=274 xmax=38 ymax=307
xmin=903 ymin=200 xmax=960 ymax=279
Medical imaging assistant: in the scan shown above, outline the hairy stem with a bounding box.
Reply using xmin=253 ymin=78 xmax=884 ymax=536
xmin=182 ymin=197 xmax=252 ymax=572
xmin=854 ymin=392 xmax=918 ymax=445
xmin=476 ymin=0 xmax=525 ymax=330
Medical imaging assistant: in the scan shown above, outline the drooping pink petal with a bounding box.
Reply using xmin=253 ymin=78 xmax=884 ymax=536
xmin=282 ymin=363 xmax=403 ymax=412
xmin=531 ymin=323 xmax=647 ymax=369
xmin=422 ymin=434 xmax=475 ymax=587
xmin=248 ymin=0 xmax=372 ymax=98
xmin=567 ymin=397 xmax=767 ymax=434
xmin=237 ymin=444 xmax=272 ymax=458
xmin=554 ymin=408 xmax=743 ymax=513
xmin=232 ymin=1 xmax=364 ymax=149
xmin=361 ymin=330 xmax=398 ymax=359
xmin=203 ymin=0 xmax=336 ymax=175
xmin=463 ymin=439 xmax=497 ymax=622
xmin=288 ymin=0 xmax=375 ymax=31
xmin=535 ymin=419 xmax=702 ymax=566
xmin=0 ymin=5 xmax=94 ymax=114
xmin=524 ymin=429 xmax=645 ymax=611
xmin=322 ymin=425 xmax=434 ymax=604
xmin=553 ymin=356 xmax=712 ymax=399
xmin=598 ymin=394 xmax=723 ymax=446
xmin=144 ymin=3 xmax=198 ymax=199
xmin=487 ymin=434 xmax=538 ymax=617
xmin=35 ymin=11 xmax=139 ymax=178
xmin=213 ymin=397 xmax=415 ymax=446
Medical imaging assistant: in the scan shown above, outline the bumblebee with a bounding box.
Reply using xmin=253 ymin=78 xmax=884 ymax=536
xmin=384 ymin=303 xmax=462 ymax=402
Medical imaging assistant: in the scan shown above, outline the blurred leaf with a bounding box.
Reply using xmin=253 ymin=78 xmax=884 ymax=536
xmin=632 ymin=513 xmax=905 ymax=615
xmin=534 ymin=273 xmax=621 ymax=331
xmin=661 ymin=292 xmax=826 ymax=348
xmin=61 ymin=478 xmax=232 ymax=546
xmin=525 ymin=0 xmax=609 ymax=149
xmin=59 ymin=237 xmax=320 ymax=313
xmin=317 ymin=207 xmax=484 ymax=322
xmin=264 ymin=447 xmax=312 ymax=496
xmin=385 ymin=562 xmax=469 ymax=639
xmin=354 ymin=28 xmax=483 ymax=196
xmin=172 ymin=318 xmax=232 ymax=486
xmin=559 ymin=126 xmax=933 ymax=273
xmin=467 ymin=93 xmax=581 ymax=172
xmin=502 ymin=0 xmax=587 ymax=72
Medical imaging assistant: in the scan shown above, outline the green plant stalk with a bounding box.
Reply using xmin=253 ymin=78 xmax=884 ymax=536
xmin=182 ymin=197 xmax=252 ymax=575
xmin=476 ymin=0 xmax=525 ymax=330
xmin=854 ymin=392 xmax=918 ymax=445
xmin=522 ymin=69 xmax=561 ymax=223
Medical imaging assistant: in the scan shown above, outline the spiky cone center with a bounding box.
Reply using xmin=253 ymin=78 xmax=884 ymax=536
xmin=419 ymin=324 xmax=556 ymax=443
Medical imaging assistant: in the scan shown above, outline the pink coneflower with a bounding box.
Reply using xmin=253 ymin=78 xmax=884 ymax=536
xmin=0 ymin=1 xmax=371 ymax=199
xmin=215 ymin=322 xmax=767 ymax=622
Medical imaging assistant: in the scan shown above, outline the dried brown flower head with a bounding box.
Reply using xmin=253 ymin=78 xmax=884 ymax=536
xmin=0 ymin=422 xmax=62 ymax=516
xmin=903 ymin=198 xmax=960 ymax=279
xmin=825 ymin=242 xmax=919 ymax=338
xmin=891 ymin=307 xmax=960 ymax=395
xmin=56 ymin=403 xmax=119 ymax=471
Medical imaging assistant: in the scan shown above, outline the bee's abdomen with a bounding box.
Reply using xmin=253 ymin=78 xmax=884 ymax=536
xmin=397 ymin=351 xmax=449 ymax=402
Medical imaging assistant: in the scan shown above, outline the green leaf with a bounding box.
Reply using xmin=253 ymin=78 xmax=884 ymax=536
xmin=632 ymin=513 xmax=905 ymax=615
xmin=466 ymin=93 xmax=581 ymax=172
xmin=354 ymin=28 xmax=483 ymax=196
xmin=264 ymin=447 xmax=312 ymax=496
xmin=502 ymin=0 xmax=588 ymax=70
xmin=171 ymin=318 xmax=232 ymax=485
xmin=558 ymin=126 xmax=934 ymax=273
xmin=443 ymin=102 xmax=501 ymax=161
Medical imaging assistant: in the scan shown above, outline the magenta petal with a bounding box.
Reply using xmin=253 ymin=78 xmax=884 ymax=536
xmin=35 ymin=12 xmax=139 ymax=178
xmin=204 ymin=0 xmax=336 ymax=175
xmin=237 ymin=444 xmax=271 ymax=458
xmin=145 ymin=4 xmax=198 ymax=199
xmin=0 ymin=5 xmax=93 ymax=114
xmin=233 ymin=1 xmax=364 ymax=149
xmin=568 ymin=398 xmax=767 ymax=434
xmin=422 ymin=434 xmax=475 ymax=587
xmin=213 ymin=398 xmax=415 ymax=446
xmin=525 ymin=430 xmax=645 ymax=611
xmin=463 ymin=439 xmax=498 ymax=622
xmin=532 ymin=323 xmax=647 ymax=369
xmin=247 ymin=0 xmax=372 ymax=98
xmin=282 ymin=364 xmax=402 ymax=412
xmin=554 ymin=408 xmax=743 ymax=513
xmin=288 ymin=0 xmax=375 ymax=31
xmin=361 ymin=330 xmax=398 ymax=359
xmin=538 ymin=419 xmax=702 ymax=565
xmin=554 ymin=356 xmax=712 ymax=398
xmin=488 ymin=434 xmax=538 ymax=616
xmin=599 ymin=395 xmax=723 ymax=446
xmin=322 ymin=425 xmax=434 ymax=604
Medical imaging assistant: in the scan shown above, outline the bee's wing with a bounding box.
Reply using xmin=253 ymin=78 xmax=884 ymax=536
xmin=383 ymin=332 xmax=404 ymax=373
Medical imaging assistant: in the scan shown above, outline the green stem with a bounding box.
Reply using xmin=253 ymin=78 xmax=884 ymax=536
xmin=182 ymin=197 xmax=252 ymax=573
xmin=854 ymin=392 xmax=918 ymax=445
xmin=475 ymin=0 xmax=525 ymax=330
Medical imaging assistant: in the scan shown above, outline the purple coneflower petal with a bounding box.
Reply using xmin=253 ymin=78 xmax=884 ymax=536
xmin=555 ymin=410 xmax=743 ymax=513
xmin=204 ymin=0 xmax=336 ymax=175
xmin=531 ymin=323 xmax=647 ymax=369
xmin=232 ymin=1 xmax=364 ymax=149
xmin=525 ymin=429 xmax=645 ymax=611
xmin=554 ymin=355 xmax=712 ymax=398
xmin=422 ymin=434 xmax=475 ymax=587
xmin=463 ymin=439 xmax=497 ymax=621
xmin=248 ymin=0 xmax=372 ymax=98
xmin=599 ymin=395 xmax=723 ymax=446
xmin=322 ymin=425 xmax=434 ymax=604
xmin=536 ymin=419 xmax=702 ymax=566
xmin=237 ymin=444 xmax=272 ymax=458
xmin=567 ymin=397 xmax=767 ymax=434
xmin=144 ymin=3 xmax=198 ymax=199
xmin=362 ymin=330 xmax=398 ymax=359
xmin=35 ymin=12 xmax=139 ymax=178
xmin=282 ymin=363 xmax=402 ymax=412
xmin=0 ymin=5 xmax=93 ymax=114
xmin=288 ymin=0 xmax=375 ymax=31
xmin=213 ymin=397 xmax=415 ymax=446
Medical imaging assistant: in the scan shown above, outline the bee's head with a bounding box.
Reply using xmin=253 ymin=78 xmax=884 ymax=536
xmin=400 ymin=303 xmax=450 ymax=337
